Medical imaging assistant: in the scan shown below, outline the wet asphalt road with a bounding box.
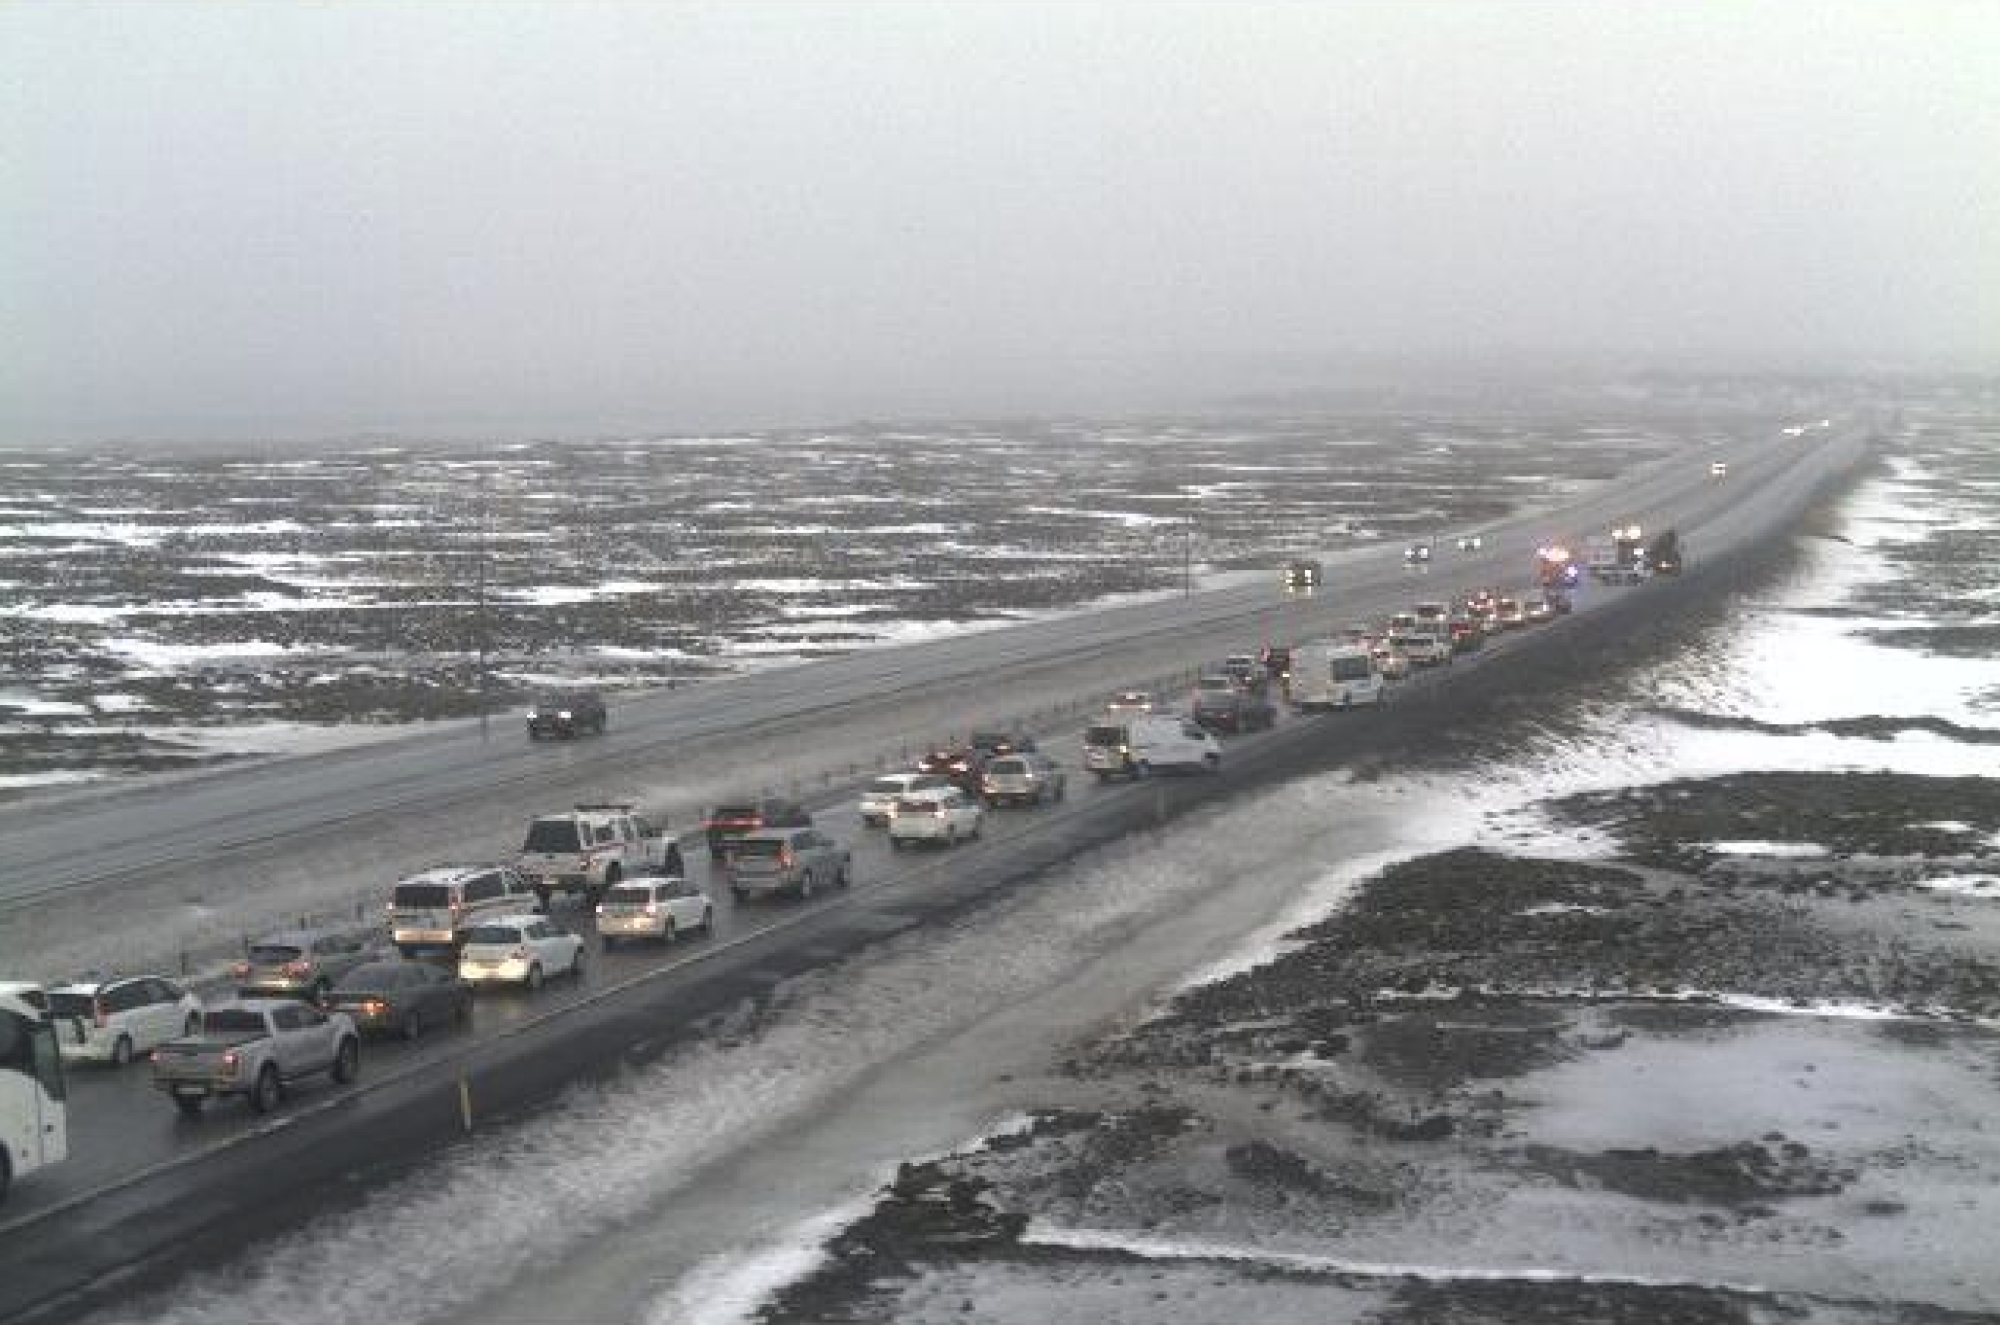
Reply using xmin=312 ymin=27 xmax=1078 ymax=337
xmin=0 ymin=416 xmax=1867 ymax=1324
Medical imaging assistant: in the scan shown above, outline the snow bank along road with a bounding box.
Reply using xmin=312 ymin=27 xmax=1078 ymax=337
xmin=0 ymin=415 xmax=1867 ymax=1323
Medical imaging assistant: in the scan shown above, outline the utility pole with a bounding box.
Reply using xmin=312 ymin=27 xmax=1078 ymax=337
xmin=474 ymin=465 xmax=491 ymax=741
xmin=1182 ymin=502 xmax=1194 ymax=598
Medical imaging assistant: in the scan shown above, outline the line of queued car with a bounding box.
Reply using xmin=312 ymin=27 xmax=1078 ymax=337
xmin=857 ymin=729 xmax=1070 ymax=851
xmin=44 ymin=570 xmax=1585 ymax=1116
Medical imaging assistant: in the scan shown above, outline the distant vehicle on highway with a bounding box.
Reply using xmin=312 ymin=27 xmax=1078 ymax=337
xmin=1083 ymin=716 xmax=1222 ymax=779
xmin=520 ymin=804 xmax=679 ymax=906
xmin=1191 ymin=685 xmax=1276 ymax=734
xmin=1290 ymin=642 xmax=1385 ymax=710
xmin=47 ymin=976 xmax=202 ymax=1067
xmin=1390 ymin=630 xmax=1450 ymax=668
xmin=1282 ymin=559 xmax=1322 ymax=591
xmin=596 ymin=876 xmax=714 ymax=945
xmin=888 ymin=787 xmax=984 ymax=848
xmin=235 ymin=928 xmax=374 ymax=1003
xmin=703 ymin=797 xmax=811 ymax=859
xmin=387 ymin=864 xmax=537 ymax=954
xmin=915 ymin=747 xmax=987 ymax=795
xmin=860 ymin=772 xmax=955 ymax=826
xmin=1221 ymin=654 xmax=1268 ymax=693
xmin=968 ymin=730 xmax=1036 ymax=759
xmin=1103 ymin=691 xmax=1158 ymax=719
xmin=1404 ymin=540 xmax=1432 ymax=565
xmin=730 ymin=828 xmax=852 ymax=896
xmin=981 ymin=752 xmax=1068 ymax=807
xmin=324 ymin=959 xmax=471 ymax=1040
xmin=525 ymin=690 xmax=606 ymax=740
xmin=1455 ymin=534 xmax=1484 ymax=552
xmin=152 ymin=1000 xmax=358 ymax=1116
xmin=1710 ymin=460 xmax=1729 ymax=477
xmin=458 ymin=915 xmax=586 ymax=990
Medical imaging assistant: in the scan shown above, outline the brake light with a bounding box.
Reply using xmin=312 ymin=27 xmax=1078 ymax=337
xmin=778 ymin=848 xmax=795 ymax=867
xmin=284 ymin=960 xmax=312 ymax=978
xmin=363 ymin=999 xmax=386 ymax=1017
xmin=449 ymin=902 xmax=465 ymax=920
xmin=222 ymin=1050 xmax=239 ymax=1071
xmin=643 ymin=902 xmax=659 ymax=916
xmin=231 ymin=960 xmax=250 ymax=978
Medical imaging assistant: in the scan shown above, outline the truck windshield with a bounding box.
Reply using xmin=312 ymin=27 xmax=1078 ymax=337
xmin=393 ymin=884 xmax=451 ymax=908
xmin=1330 ymin=657 xmax=1373 ymax=681
xmin=523 ymin=820 xmax=582 ymax=853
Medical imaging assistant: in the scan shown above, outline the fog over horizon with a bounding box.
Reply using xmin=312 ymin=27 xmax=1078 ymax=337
xmin=4 ymin=0 xmax=1996 ymax=444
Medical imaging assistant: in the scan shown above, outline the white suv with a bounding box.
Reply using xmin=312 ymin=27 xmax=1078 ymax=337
xmin=859 ymin=772 xmax=955 ymax=827
xmin=458 ymin=915 xmax=587 ymax=990
xmin=887 ymin=787 xmax=985 ymax=848
xmin=47 ymin=976 xmax=203 ymax=1066
xmin=596 ymin=876 xmax=714 ymax=946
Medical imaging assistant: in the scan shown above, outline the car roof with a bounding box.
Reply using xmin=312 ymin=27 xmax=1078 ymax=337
xmin=468 ymin=913 xmax=547 ymax=929
xmin=610 ymin=873 xmax=687 ymax=887
xmin=398 ymin=864 xmax=502 ymax=885
xmin=250 ymin=928 xmax=335 ymax=944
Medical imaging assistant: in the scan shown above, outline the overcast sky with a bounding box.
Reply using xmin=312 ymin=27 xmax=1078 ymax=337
xmin=4 ymin=0 xmax=1996 ymax=441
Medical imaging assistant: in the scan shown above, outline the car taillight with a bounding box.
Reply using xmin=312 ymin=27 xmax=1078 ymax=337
xmin=450 ymin=902 xmax=465 ymax=919
xmin=363 ymin=999 xmax=386 ymax=1016
xmin=643 ymin=902 xmax=659 ymax=916
xmin=284 ymin=960 xmax=312 ymax=977
xmin=222 ymin=1050 xmax=239 ymax=1071
xmin=778 ymin=849 xmax=795 ymax=866
xmin=512 ymin=947 xmax=530 ymax=961
xmin=232 ymin=960 xmax=250 ymax=978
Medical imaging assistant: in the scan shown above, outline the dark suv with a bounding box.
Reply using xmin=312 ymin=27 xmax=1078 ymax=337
xmin=703 ymin=797 xmax=811 ymax=858
xmin=916 ymin=747 xmax=986 ymax=795
xmin=526 ymin=690 xmax=607 ymax=740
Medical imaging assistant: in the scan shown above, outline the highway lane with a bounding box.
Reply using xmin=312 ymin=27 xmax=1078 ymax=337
xmin=0 ymin=416 xmax=1827 ymax=914
xmin=0 ymin=412 xmax=1869 ymax=1323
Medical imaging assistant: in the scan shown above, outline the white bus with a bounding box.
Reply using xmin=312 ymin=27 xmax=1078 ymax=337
xmin=1 ymin=984 xmax=68 ymax=1204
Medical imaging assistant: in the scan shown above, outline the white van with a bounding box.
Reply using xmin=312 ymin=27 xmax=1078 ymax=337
xmin=1083 ymin=716 xmax=1223 ymax=780
xmin=1290 ymin=642 xmax=1385 ymax=710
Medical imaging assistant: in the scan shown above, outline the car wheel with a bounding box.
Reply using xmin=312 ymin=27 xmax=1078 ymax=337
xmin=249 ymin=1065 xmax=281 ymax=1114
xmin=731 ymin=885 xmax=747 ymax=901
xmin=890 ymin=837 xmax=906 ymax=851
xmin=570 ymin=947 xmax=586 ymax=980
xmin=185 ymin=1012 xmax=202 ymax=1036
xmin=1205 ymin=752 xmax=1222 ymax=772
xmin=401 ymin=1010 xmax=423 ymax=1042
xmin=1055 ymin=781 xmax=1067 ymax=803
xmin=837 ymin=863 xmax=850 ymax=889
xmin=525 ymin=963 xmax=545 ymax=992
xmin=970 ymin=816 xmax=983 ymax=839
xmin=946 ymin=826 xmax=958 ymax=846
xmin=1137 ymin=761 xmax=1153 ymax=779
xmin=664 ymin=917 xmax=678 ymax=945
xmin=174 ymin=1094 xmax=204 ymax=1118
xmin=799 ymin=871 xmax=815 ymax=900
xmin=1093 ymin=770 xmax=1110 ymax=783
xmin=454 ymin=995 xmax=471 ymax=1025
xmin=111 ymin=1034 xmax=134 ymax=1067
xmin=332 ymin=1037 xmax=359 ymax=1083
xmin=701 ymin=905 xmax=715 ymax=933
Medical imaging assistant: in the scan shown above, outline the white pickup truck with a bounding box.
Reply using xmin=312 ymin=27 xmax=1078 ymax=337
xmin=517 ymin=803 xmax=683 ymax=907
xmin=151 ymin=1000 xmax=359 ymax=1116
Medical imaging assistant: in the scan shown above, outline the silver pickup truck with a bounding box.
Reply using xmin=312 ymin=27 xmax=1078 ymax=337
xmin=151 ymin=999 xmax=359 ymax=1115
